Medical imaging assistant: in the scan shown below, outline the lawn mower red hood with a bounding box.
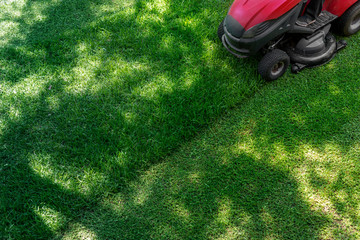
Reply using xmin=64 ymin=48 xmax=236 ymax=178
xmin=228 ymin=0 xmax=302 ymax=30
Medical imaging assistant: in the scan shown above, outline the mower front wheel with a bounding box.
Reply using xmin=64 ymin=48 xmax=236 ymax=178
xmin=334 ymin=1 xmax=360 ymax=36
xmin=258 ymin=49 xmax=290 ymax=81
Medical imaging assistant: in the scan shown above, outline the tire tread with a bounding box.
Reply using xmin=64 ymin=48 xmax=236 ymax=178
xmin=258 ymin=49 xmax=290 ymax=81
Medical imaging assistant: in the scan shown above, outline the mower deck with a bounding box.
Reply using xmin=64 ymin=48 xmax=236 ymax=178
xmin=290 ymin=38 xmax=348 ymax=73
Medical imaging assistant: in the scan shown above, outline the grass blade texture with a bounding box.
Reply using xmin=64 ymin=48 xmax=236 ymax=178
xmin=1 ymin=0 xmax=360 ymax=239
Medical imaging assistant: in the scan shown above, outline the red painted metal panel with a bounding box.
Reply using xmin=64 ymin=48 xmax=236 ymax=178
xmin=228 ymin=0 xmax=358 ymax=30
xmin=228 ymin=0 xmax=302 ymax=30
xmin=323 ymin=0 xmax=357 ymax=16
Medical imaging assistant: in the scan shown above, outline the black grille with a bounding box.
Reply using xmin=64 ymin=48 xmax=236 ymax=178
xmin=255 ymin=21 xmax=270 ymax=36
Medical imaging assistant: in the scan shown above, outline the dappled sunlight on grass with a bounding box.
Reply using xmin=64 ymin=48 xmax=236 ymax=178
xmin=1 ymin=0 xmax=360 ymax=238
xmin=33 ymin=205 xmax=66 ymax=232
xmin=215 ymin=226 xmax=247 ymax=240
xmin=227 ymin=79 xmax=360 ymax=238
xmin=136 ymin=73 xmax=175 ymax=99
xmin=0 ymin=0 xmax=25 ymax=44
xmin=0 ymin=21 xmax=21 ymax=46
xmin=6 ymin=74 xmax=49 ymax=97
xmin=215 ymin=197 xmax=232 ymax=225
xmin=169 ymin=198 xmax=191 ymax=221
xmin=188 ymin=171 xmax=202 ymax=184
xmin=29 ymin=153 xmax=72 ymax=189
xmin=104 ymin=135 xmax=324 ymax=239
xmin=146 ymin=0 xmax=169 ymax=15
xmin=62 ymin=223 xmax=98 ymax=240
xmin=25 ymin=1 xmax=50 ymax=22
xmin=133 ymin=173 xmax=157 ymax=206
xmin=7 ymin=105 xmax=21 ymax=120
xmin=46 ymin=94 xmax=61 ymax=111
xmin=202 ymin=39 xmax=220 ymax=62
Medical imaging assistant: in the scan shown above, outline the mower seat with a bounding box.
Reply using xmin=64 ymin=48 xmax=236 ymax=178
xmin=297 ymin=0 xmax=325 ymax=27
xmin=305 ymin=0 xmax=325 ymax=19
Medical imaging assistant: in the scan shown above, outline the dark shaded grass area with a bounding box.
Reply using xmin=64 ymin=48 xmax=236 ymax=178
xmin=1 ymin=0 xmax=259 ymax=238
xmin=1 ymin=0 xmax=360 ymax=239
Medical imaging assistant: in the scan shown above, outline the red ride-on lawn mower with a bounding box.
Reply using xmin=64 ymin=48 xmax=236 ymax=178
xmin=218 ymin=0 xmax=360 ymax=80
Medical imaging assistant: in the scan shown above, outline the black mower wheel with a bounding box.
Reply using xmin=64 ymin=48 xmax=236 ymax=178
xmin=333 ymin=1 xmax=360 ymax=36
xmin=218 ymin=20 xmax=225 ymax=41
xmin=258 ymin=49 xmax=290 ymax=81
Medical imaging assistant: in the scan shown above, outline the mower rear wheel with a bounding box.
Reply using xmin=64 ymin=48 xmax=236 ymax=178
xmin=334 ymin=1 xmax=360 ymax=36
xmin=258 ymin=49 xmax=290 ymax=81
xmin=218 ymin=20 xmax=225 ymax=41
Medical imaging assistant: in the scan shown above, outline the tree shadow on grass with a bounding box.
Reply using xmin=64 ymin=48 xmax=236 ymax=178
xmin=58 ymin=126 xmax=327 ymax=240
xmin=0 ymin=0 xmax=260 ymax=238
xmin=1 ymin=0 xmax=360 ymax=238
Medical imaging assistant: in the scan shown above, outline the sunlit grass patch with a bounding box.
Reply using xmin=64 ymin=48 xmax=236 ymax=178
xmin=61 ymin=223 xmax=98 ymax=240
xmin=146 ymin=0 xmax=169 ymax=15
xmin=0 ymin=0 xmax=25 ymax=18
xmin=0 ymin=21 xmax=21 ymax=46
xmin=33 ymin=205 xmax=66 ymax=232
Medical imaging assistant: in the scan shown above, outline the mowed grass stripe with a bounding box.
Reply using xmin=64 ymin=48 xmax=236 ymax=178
xmin=1 ymin=0 xmax=360 ymax=239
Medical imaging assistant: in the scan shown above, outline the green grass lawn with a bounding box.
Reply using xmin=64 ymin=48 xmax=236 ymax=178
xmin=1 ymin=0 xmax=360 ymax=239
